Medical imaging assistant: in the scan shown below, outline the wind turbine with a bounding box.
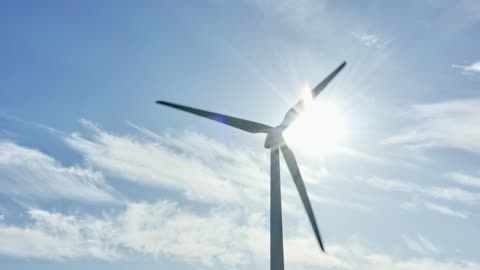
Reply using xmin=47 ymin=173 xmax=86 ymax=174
xmin=156 ymin=61 xmax=346 ymax=270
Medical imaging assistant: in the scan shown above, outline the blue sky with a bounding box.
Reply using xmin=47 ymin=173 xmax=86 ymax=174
xmin=1 ymin=1 xmax=480 ymax=269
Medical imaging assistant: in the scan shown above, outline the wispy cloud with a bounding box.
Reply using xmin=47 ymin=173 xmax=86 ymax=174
xmin=64 ymin=119 xmax=367 ymax=212
xmin=337 ymin=147 xmax=388 ymax=165
xmin=0 ymin=141 xmax=117 ymax=203
xmin=364 ymin=176 xmax=419 ymax=192
xmin=247 ymin=0 xmax=329 ymax=30
xmin=383 ymin=98 xmax=480 ymax=153
xmin=3 ymin=118 xmax=479 ymax=267
xmin=424 ymin=201 xmax=469 ymax=219
xmin=65 ymin=119 xmax=269 ymax=206
xmin=452 ymin=62 xmax=480 ymax=75
xmin=0 ymin=201 xmax=343 ymax=268
xmin=0 ymin=208 xmax=119 ymax=260
xmin=403 ymin=234 xmax=440 ymax=255
xmin=401 ymin=199 xmax=470 ymax=219
xmin=428 ymin=186 xmax=480 ymax=205
xmin=2 ymin=203 xmax=479 ymax=270
xmin=351 ymin=31 xmax=389 ymax=49
xmin=360 ymin=176 xmax=478 ymax=217
xmin=448 ymin=172 xmax=480 ymax=188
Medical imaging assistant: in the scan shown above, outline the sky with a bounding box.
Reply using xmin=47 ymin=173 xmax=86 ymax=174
xmin=1 ymin=0 xmax=480 ymax=269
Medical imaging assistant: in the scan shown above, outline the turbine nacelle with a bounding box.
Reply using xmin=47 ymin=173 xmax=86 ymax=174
xmin=264 ymin=126 xmax=287 ymax=149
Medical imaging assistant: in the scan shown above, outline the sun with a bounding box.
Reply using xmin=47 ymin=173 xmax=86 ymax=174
xmin=283 ymin=88 xmax=347 ymax=153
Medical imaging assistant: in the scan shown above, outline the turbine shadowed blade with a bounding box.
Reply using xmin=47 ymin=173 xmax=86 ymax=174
xmin=280 ymin=144 xmax=325 ymax=252
xmin=280 ymin=61 xmax=347 ymax=127
xmin=156 ymin=101 xmax=272 ymax=133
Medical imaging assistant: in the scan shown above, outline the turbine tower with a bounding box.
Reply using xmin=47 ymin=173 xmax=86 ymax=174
xmin=156 ymin=61 xmax=346 ymax=270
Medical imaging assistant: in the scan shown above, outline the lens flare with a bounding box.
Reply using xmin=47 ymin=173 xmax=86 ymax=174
xmin=283 ymin=89 xmax=347 ymax=153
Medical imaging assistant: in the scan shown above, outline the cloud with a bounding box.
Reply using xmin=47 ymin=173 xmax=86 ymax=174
xmin=0 ymin=201 xmax=254 ymax=265
xmin=360 ymin=176 xmax=479 ymax=216
xmin=351 ymin=32 xmax=389 ymax=49
xmin=0 ymin=209 xmax=119 ymax=260
xmin=64 ymin=119 xmax=367 ymax=213
xmin=3 ymin=118 xmax=479 ymax=267
xmin=383 ymin=98 xmax=480 ymax=153
xmin=0 ymin=201 xmax=345 ymax=269
xmin=424 ymin=201 xmax=469 ymax=219
xmin=403 ymin=234 xmax=440 ymax=255
xmin=401 ymin=199 xmax=469 ymax=219
xmin=64 ymin=119 xmax=268 ymax=206
xmin=364 ymin=176 xmax=419 ymax=192
xmin=2 ymin=202 xmax=480 ymax=270
xmin=117 ymin=201 xmax=256 ymax=267
xmin=452 ymin=62 xmax=480 ymax=75
xmin=247 ymin=0 xmax=329 ymax=30
xmin=428 ymin=186 xmax=480 ymax=205
xmin=448 ymin=172 xmax=480 ymax=188
xmin=336 ymin=147 xmax=388 ymax=165
xmin=0 ymin=141 xmax=117 ymax=203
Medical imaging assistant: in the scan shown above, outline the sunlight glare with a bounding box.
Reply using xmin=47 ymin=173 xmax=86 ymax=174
xmin=283 ymin=87 xmax=347 ymax=153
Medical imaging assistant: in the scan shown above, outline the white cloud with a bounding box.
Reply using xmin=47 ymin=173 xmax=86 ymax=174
xmin=364 ymin=176 xmax=419 ymax=192
xmin=64 ymin=119 xmax=268 ymax=206
xmin=351 ymin=31 xmax=389 ymax=49
xmin=0 ymin=202 xmax=255 ymax=265
xmin=0 ymin=201 xmax=346 ymax=269
xmin=117 ymin=201 xmax=255 ymax=267
xmin=247 ymin=0 xmax=329 ymax=30
xmin=383 ymin=98 xmax=480 ymax=153
xmin=448 ymin=172 xmax=480 ymax=188
xmin=3 ymin=119 xmax=479 ymax=268
xmin=0 ymin=141 xmax=117 ymax=203
xmin=424 ymin=201 xmax=469 ymax=219
xmin=427 ymin=186 xmax=480 ymax=205
xmin=403 ymin=234 xmax=440 ymax=255
xmin=0 ymin=209 xmax=119 ymax=260
xmin=452 ymin=62 xmax=480 ymax=74
xmin=401 ymin=199 xmax=469 ymax=219
xmin=65 ymin=119 xmax=367 ymax=212
xmin=2 ymin=202 xmax=479 ymax=270
xmin=360 ymin=176 xmax=480 ymax=215
xmin=337 ymin=146 xmax=388 ymax=165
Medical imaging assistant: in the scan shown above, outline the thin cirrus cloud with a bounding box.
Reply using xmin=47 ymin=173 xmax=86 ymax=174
xmin=424 ymin=201 xmax=469 ymax=219
xmin=0 ymin=200 xmax=346 ymax=269
xmin=64 ymin=119 xmax=269 ymax=206
xmin=1 ymin=202 xmax=478 ymax=270
xmin=351 ymin=31 xmax=389 ymax=49
xmin=360 ymin=176 xmax=477 ymax=219
xmin=383 ymin=98 xmax=480 ymax=154
xmin=402 ymin=234 xmax=440 ymax=255
xmin=0 ymin=118 xmax=479 ymax=268
xmin=0 ymin=208 xmax=120 ymax=261
xmin=64 ymin=119 xmax=367 ymax=212
xmin=0 ymin=201 xmax=255 ymax=266
xmin=452 ymin=62 xmax=480 ymax=75
xmin=448 ymin=171 xmax=480 ymax=188
xmin=0 ymin=141 xmax=117 ymax=203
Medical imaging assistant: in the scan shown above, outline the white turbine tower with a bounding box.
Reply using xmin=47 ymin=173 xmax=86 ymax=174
xmin=156 ymin=61 xmax=346 ymax=270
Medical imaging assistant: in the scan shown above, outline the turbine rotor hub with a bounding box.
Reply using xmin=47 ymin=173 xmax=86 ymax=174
xmin=264 ymin=126 xmax=286 ymax=149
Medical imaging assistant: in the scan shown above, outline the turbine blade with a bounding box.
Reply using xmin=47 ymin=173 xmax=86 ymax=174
xmin=281 ymin=61 xmax=346 ymax=127
xmin=156 ymin=101 xmax=272 ymax=133
xmin=280 ymin=144 xmax=325 ymax=252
